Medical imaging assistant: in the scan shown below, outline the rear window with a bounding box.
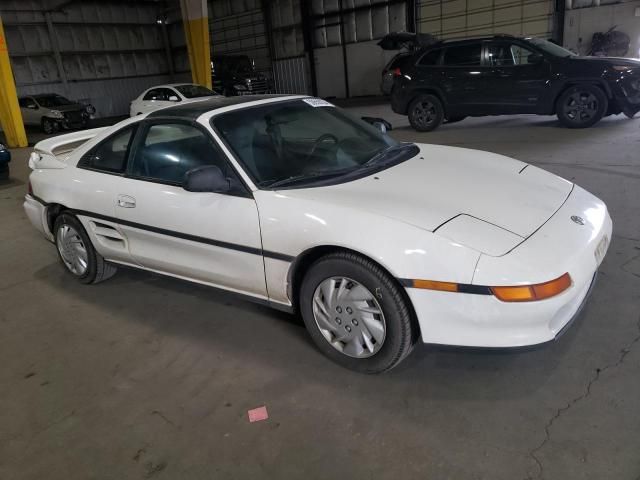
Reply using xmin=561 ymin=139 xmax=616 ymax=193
xmin=443 ymin=44 xmax=482 ymax=66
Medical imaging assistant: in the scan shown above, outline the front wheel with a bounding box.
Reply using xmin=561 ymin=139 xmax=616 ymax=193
xmin=54 ymin=213 xmax=117 ymax=284
xmin=41 ymin=117 xmax=55 ymax=134
xmin=556 ymin=85 xmax=607 ymax=128
xmin=408 ymin=94 xmax=444 ymax=132
xmin=299 ymin=252 xmax=416 ymax=373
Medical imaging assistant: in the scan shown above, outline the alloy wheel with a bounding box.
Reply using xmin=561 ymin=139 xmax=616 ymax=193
xmin=56 ymin=224 xmax=89 ymax=276
xmin=563 ymin=91 xmax=599 ymax=123
xmin=413 ymin=100 xmax=437 ymax=129
xmin=312 ymin=277 xmax=386 ymax=358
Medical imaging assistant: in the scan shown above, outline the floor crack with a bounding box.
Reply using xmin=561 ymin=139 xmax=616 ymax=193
xmin=525 ymin=314 xmax=640 ymax=480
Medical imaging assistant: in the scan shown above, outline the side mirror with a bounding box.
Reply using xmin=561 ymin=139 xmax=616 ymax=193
xmin=183 ymin=165 xmax=231 ymax=193
xmin=527 ymin=53 xmax=543 ymax=64
xmin=168 ymin=95 xmax=180 ymax=102
xmin=361 ymin=116 xmax=393 ymax=133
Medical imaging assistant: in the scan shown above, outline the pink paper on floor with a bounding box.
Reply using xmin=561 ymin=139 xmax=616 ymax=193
xmin=247 ymin=406 xmax=268 ymax=423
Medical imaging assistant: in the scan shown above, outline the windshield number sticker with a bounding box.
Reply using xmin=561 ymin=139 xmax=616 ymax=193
xmin=303 ymin=98 xmax=334 ymax=108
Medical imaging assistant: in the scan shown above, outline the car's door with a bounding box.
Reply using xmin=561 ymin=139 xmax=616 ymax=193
xmin=484 ymin=41 xmax=551 ymax=113
xmin=71 ymin=125 xmax=140 ymax=265
xmin=137 ymin=88 xmax=180 ymax=114
xmin=114 ymin=119 xmax=267 ymax=298
xmin=19 ymin=97 xmax=40 ymax=125
xmin=440 ymin=42 xmax=491 ymax=114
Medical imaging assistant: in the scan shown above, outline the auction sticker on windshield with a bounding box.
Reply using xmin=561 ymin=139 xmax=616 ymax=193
xmin=303 ymin=98 xmax=334 ymax=108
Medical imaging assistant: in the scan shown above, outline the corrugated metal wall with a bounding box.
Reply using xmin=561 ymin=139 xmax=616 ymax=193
xmin=207 ymin=0 xmax=271 ymax=78
xmin=417 ymin=0 xmax=555 ymax=39
xmin=2 ymin=0 xmax=189 ymax=118
xmin=268 ymin=0 xmax=311 ymax=94
xmin=311 ymin=0 xmax=408 ymax=98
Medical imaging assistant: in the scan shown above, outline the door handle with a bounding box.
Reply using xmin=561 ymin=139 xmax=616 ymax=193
xmin=117 ymin=195 xmax=136 ymax=208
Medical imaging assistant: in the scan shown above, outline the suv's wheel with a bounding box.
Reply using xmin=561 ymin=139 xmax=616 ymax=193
xmin=556 ymin=85 xmax=607 ymax=128
xmin=299 ymin=252 xmax=416 ymax=373
xmin=41 ymin=117 xmax=55 ymax=134
xmin=54 ymin=213 xmax=117 ymax=284
xmin=408 ymin=94 xmax=444 ymax=132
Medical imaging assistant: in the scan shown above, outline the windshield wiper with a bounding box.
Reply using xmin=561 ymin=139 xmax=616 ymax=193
xmin=363 ymin=143 xmax=417 ymax=167
xmin=262 ymin=169 xmax=354 ymax=189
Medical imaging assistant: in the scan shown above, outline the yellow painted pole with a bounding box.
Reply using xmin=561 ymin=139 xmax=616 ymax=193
xmin=0 ymin=14 xmax=27 ymax=148
xmin=179 ymin=0 xmax=212 ymax=89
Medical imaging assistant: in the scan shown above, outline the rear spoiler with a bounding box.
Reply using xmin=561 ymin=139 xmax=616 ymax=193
xmin=29 ymin=127 xmax=108 ymax=170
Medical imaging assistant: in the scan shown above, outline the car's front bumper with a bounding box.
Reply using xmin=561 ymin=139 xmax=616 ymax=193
xmin=407 ymin=185 xmax=612 ymax=348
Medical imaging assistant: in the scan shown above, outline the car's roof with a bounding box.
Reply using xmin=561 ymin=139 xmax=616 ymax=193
xmin=147 ymin=94 xmax=300 ymax=119
xmin=423 ymin=34 xmax=529 ymax=48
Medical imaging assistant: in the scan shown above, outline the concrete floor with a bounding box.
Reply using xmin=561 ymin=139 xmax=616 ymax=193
xmin=1 ymin=106 xmax=639 ymax=480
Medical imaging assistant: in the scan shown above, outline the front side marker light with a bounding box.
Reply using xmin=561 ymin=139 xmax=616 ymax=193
xmin=491 ymin=273 xmax=572 ymax=302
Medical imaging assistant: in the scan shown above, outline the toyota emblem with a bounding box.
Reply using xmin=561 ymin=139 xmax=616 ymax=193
xmin=571 ymin=215 xmax=586 ymax=225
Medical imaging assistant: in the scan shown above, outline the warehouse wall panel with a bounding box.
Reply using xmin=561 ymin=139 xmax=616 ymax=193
xmin=1 ymin=0 xmax=187 ymax=118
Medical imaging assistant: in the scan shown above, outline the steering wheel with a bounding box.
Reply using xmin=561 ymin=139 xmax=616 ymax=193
xmin=305 ymin=133 xmax=339 ymax=163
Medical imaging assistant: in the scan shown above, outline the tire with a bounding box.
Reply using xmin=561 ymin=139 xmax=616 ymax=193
xmin=299 ymin=251 xmax=416 ymax=373
xmin=408 ymin=94 xmax=444 ymax=132
xmin=53 ymin=213 xmax=117 ymax=284
xmin=445 ymin=115 xmax=466 ymax=124
xmin=41 ymin=117 xmax=55 ymax=134
xmin=556 ymin=84 xmax=608 ymax=128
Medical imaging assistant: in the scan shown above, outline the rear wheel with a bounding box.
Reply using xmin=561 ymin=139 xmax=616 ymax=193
xmin=299 ymin=251 xmax=416 ymax=373
xmin=408 ymin=94 xmax=444 ymax=132
xmin=556 ymin=85 xmax=607 ymax=128
xmin=54 ymin=213 xmax=117 ymax=284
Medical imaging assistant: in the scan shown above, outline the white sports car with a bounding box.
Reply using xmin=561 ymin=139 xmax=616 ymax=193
xmin=24 ymin=95 xmax=612 ymax=373
xmin=129 ymin=83 xmax=218 ymax=117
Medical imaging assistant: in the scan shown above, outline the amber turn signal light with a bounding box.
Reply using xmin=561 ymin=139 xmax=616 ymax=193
xmin=490 ymin=273 xmax=572 ymax=302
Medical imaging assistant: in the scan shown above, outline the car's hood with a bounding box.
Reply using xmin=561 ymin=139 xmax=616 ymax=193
xmin=281 ymin=144 xmax=573 ymax=239
xmin=52 ymin=104 xmax=85 ymax=112
xmin=574 ymin=56 xmax=640 ymax=68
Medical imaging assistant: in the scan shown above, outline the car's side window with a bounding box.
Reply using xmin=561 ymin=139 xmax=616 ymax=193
xmin=417 ymin=49 xmax=442 ymax=66
xmin=487 ymin=43 xmax=537 ymax=66
xmin=78 ymin=126 xmax=136 ymax=174
xmin=143 ymin=88 xmax=168 ymax=101
xmin=130 ymin=123 xmax=234 ymax=186
xmin=19 ymin=97 xmax=37 ymax=108
xmin=442 ymin=44 xmax=482 ymax=66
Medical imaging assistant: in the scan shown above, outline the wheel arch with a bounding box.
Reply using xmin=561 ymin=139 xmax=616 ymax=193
xmin=550 ymin=80 xmax=611 ymax=114
xmin=45 ymin=202 xmax=69 ymax=234
xmin=407 ymin=88 xmax=448 ymax=115
xmin=286 ymin=245 xmax=420 ymax=338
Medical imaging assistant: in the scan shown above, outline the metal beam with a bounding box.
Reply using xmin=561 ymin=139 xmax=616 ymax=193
xmin=44 ymin=11 xmax=69 ymax=96
xmin=0 ymin=14 xmax=27 ymax=147
xmin=179 ymin=0 xmax=211 ymax=89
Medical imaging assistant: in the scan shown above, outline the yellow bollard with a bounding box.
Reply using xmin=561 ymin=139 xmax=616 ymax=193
xmin=180 ymin=0 xmax=212 ymax=89
xmin=0 ymin=15 xmax=27 ymax=148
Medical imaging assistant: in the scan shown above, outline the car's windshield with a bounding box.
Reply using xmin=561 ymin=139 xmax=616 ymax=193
xmin=175 ymin=84 xmax=217 ymax=98
xmin=526 ymin=37 xmax=575 ymax=57
xmin=212 ymin=99 xmax=403 ymax=188
xmin=36 ymin=95 xmax=73 ymax=108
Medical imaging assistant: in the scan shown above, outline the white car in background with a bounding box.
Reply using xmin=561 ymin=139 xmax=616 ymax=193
xmin=129 ymin=83 xmax=218 ymax=117
xmin=24 ymin=95 xmax=611 ymax=373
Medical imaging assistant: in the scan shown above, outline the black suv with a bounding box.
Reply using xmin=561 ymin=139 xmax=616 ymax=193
xmin=390 ymin=35 xmax=640 ymax=131
xmin=211 ymin=55 xmax=270 ymax=96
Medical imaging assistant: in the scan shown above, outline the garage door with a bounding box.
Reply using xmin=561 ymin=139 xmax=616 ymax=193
xmin=417 ymin=0 xmax=555 ymax=39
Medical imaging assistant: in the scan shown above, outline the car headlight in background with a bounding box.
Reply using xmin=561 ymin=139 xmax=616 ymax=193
xmin=48 ymin=110 xmax=64 ymax=119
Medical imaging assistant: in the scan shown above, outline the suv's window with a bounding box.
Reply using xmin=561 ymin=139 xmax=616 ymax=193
xmin=443 ymin=44 xmax=482 ymax=66
xmin=79 ymin=126 xmax=136 ymax=174
xmin=143 ymin=88 xmax=175 ymax=101
xmin=488 ymin=43 xmax=538 ymax=66
xmin=19 ymin=97 xmax=37 ymax=108
xmin=418 ymin=49 xmax=442 ymax=66
xmin=130 ymin=123 xmax=231 ymax=185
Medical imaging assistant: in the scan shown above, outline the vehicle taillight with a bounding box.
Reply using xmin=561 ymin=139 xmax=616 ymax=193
xmin=28 ymin=180 xmax=33 ymax=196
xmin=393 ymin=67 xmax=402 ymax=77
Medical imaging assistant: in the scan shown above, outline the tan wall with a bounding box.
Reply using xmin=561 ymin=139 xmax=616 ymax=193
xmin=417 ymin=0 xmax=554 ymax=39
